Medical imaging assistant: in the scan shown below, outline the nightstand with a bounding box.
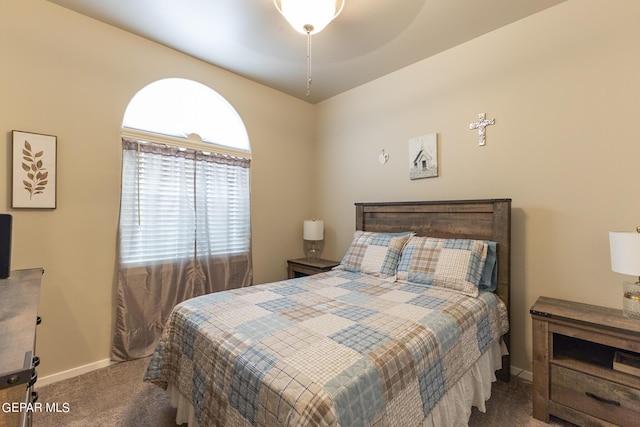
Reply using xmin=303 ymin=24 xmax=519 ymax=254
xmin=530 ymin=296 xmax=640 ymax=426
xmin=287 ymin=258 xmax=340 ymax=279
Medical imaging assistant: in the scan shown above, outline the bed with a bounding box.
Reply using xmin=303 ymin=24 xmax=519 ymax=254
xmin=145 ymin=199 xmax=511 ymax=426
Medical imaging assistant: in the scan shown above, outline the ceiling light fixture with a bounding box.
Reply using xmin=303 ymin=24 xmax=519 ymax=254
xmin=274 ymin=0 xmax=345 ymax=97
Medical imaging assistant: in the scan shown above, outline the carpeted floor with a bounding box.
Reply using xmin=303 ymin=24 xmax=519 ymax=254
xmin=33 ymin=358 xmax=575 ymax=426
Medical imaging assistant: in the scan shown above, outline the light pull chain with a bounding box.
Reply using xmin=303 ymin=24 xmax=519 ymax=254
xmin=304 ymin=24 xmax=314 ymax=97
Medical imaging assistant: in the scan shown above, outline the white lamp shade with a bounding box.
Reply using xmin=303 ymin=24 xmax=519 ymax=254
xmin=609 ymin=231 xmax=640 ymax=276
xmin=280 ymin=0 xmax=339 ymax=34
xmin=303 ymin=220 xmax=324 ymax=241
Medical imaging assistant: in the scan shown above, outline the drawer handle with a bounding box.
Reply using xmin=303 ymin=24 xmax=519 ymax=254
xmin=28 ymin=370 xmax=38 ymax=387
xmin=586 ymin=392 xmax=621 ymax=407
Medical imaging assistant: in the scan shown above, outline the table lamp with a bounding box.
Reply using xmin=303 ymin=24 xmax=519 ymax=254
xmin=609 ymin=229 xmax=640 ymax=319
xmin=303 ymin=219 xmax=324 ymax=260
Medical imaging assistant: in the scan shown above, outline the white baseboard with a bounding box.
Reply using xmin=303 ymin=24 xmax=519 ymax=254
xmin=38 ymin=358 xmax=115 ymax=387
xmin=510 ymin=366 xmax=533 ymax=382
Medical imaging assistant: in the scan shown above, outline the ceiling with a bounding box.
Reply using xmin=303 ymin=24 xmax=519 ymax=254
xmin=47 ymin=0 xmax=565 ymax=104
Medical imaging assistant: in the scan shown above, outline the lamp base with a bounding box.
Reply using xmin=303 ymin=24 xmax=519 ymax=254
xmin=306 ymin=248 xmax=320 ymax=260
xmin=304 ymin=240 xmax=323 ymax=260
xmin=623 ymin=282 xmax=640 ymax=319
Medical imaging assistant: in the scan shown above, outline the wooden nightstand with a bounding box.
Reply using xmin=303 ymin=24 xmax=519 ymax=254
xmin=530 ymin=296 xmax=640 ymax=426
xmin=287 ymin=258 xmax=340 ymax=279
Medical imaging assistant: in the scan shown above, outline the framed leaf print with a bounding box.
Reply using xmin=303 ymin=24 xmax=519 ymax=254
xmin=12 ymin=130 xmax=57 ymax=209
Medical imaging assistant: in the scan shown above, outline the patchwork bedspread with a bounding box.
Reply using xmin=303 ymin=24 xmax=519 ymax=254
xmin=145 ymin=270 xmax=509 ymax=427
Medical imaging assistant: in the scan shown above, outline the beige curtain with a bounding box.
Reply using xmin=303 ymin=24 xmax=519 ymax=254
xmin=111 ymin=138 xmax=252 ymax=361
xmin=111 ymin=254 xmax=251 ymax=361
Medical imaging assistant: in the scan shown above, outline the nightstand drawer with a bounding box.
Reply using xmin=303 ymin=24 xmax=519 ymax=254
xmin=551 ymin=364 xmax=640 ymax=425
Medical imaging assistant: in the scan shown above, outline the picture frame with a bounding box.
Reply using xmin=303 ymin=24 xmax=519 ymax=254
xmin=409 ymin=132 xmax=438 ymax=180
xmin=12 ymin=130 xmax=57 ymax=209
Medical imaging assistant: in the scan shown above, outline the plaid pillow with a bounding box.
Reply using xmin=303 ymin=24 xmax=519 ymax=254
xmin=397 ymin=236 xmax=488 ymax=297
xmin=339 ymin=231 xmax=414 ymax=281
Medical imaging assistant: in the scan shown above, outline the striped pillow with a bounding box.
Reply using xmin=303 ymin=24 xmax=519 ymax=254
xmin=397 ymin=236 xmax=488 ymax=297
xmin=339 ymin=231 xmax=414 ymax=281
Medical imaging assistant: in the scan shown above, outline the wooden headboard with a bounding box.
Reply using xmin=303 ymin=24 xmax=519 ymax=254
xmin=355 ymin=199 xmax=512 ymax=381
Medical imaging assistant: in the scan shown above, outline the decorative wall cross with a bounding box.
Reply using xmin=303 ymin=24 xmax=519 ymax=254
xmin=469 ymin=113 xmax=495 ymax=146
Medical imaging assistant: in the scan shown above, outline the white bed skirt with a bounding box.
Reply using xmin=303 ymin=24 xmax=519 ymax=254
xmin=167 ymin=339 xmax=508 ymax=427
xmin=422 ymin=339 xmax=507 ymax=427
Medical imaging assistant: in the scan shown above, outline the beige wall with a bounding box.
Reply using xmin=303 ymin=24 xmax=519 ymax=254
xmin=315 ymin=0 xmax=640 ymax=372
xmin=1 ymin=0 xmax=315 ymax=377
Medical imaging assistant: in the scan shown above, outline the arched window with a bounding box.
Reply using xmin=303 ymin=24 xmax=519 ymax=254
xmin=122 ymin=78 xmax=250 ymax=154
xmin=112 ymin=78 xmax=252 ymax=361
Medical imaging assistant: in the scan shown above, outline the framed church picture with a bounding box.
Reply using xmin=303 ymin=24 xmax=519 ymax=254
xmin=409 ymin=132 xmax=438 ymax=180
xmin=12 ymin=130 xmax=57 ymax=209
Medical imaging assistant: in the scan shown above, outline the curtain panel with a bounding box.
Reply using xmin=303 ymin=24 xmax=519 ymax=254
xmin=112 ymin=138 xmax=252 ymax=361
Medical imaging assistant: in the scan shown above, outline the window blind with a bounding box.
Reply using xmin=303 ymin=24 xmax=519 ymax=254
xmin=119 ymin=138 xmax=250 ymax=265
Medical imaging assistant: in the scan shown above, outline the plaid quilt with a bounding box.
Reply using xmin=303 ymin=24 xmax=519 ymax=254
xmin=144 ymin=270 xmax=509 ymax=427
